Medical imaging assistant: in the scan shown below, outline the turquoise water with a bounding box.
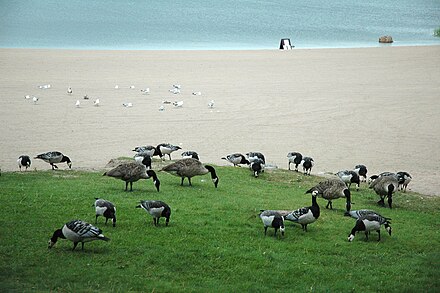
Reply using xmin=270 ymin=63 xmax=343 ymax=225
xmin=1 ymin=0 xmax=439 ymax=50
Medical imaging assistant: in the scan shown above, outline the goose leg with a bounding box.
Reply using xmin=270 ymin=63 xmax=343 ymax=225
xmin=72 ymin=242 xmax=79 ymax=251
xmin=95 ymin=215 xmax=98 ymax=224
xmin=365 ymin=232 xmax=369 ymax=241
xmin=377 ymin=197 xmax=385 ymax=206
xmin=105 ymin=218 xmax=109 ymax=225
xmin=129 ymin=182 xmax=133 ymax=192
xmin=125 ymin=182 xmax=129 ymax=191
xmin=188 ymin=177 xmax=192 ymax=186
xmin=180 ymin=177 xmax=184 ymax=186
xmin=264 ymin=226 xmax=268 ymax=236
xmin=387 ymin=194 xmax=393 ymax=209
xmin=377 ymin=230 xmax=381 ymax=241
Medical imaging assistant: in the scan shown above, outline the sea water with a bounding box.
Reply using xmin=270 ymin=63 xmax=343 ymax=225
xmin=0 ymin=0 xmax=439 ymax=50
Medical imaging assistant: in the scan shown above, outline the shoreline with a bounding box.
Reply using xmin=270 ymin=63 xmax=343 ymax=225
xmin=1 ymin=46 xmax=439 ymax=196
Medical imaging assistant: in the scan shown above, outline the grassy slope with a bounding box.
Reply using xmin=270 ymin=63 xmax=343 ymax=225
xmin=0 ymin=165 xmax=439 ymax=292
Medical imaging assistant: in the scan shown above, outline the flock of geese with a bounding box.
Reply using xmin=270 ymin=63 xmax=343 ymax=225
xmin=16 ymin=143 xmax=412 ymax=250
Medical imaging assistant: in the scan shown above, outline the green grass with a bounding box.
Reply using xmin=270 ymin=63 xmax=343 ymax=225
xmin=435 ymin=27 xmax=440 ymax=37
xmin=1 ymin=165 xmax=439 ymax=292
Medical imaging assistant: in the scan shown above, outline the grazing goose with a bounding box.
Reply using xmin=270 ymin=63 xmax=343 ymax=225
xmin=34 ymin=151 xmax=72 ymax=170
xmin=161 ymin=158 xmax=219 ymax=188
xmin=348 ymin=214 xmax=392 ymax=242
xmin=134 ymin=154 xmax=152 ymax=169
xmin=287 ymin=152 xmax=303 ymax=171
xmin=48 ymin=220 xmax=110 ymax=251
xmin=94 ymin=198 xmax=116 ymax=227
xmin=181 ymin=151 xmax=199 ymax=160
xmin=369 ymin=173 xmax=399 ymax=208
xmin=133 ymin=145 xmax=156 ymax=157
xmin=354 ymin=164 xmax=368 ymax=181
xmin=302 ymin=157 xmax=314 ymax=175
xmin=221 ymin=153 xmax=249 ymax=167
xmin=103 ymin=162 xmax=160 ymax=192
xmin=154 ymin=143 xmax=182 ymax=160
xmin=259 ymin=210 xmax=285 ymax=237
xmin=306 ymin=178 xmax=352 ymax=211
xmin=136 ymin=200 xmax=171 ymax=226
xmin=336 ymin=170 xmax=360 ymax=190
xmin=285 ymin=192 xmax=320 ymax=231
xmin=250 ymin=159 xmax=264 ymax=177
xmin=396 ymin=171 xmax=412 ymax=192
xmin=17 ymin=155 xmax=31 ymax=171
xmin=246 ymin=152 xmax=266 ymax=164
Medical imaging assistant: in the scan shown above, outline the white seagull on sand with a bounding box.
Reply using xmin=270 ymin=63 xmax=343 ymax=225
xmin=192 ymin=91 xmax=202 ymax=96
xmin=141 ymin=88 xmax=150 ymax=94
xmin=32 ymin=96 xmax=39 ymax=104
xmin=208 ymin=100 xmax=215 ymax=108
xmin=123 ymin=102 xmax=133 ymax=108
xmin=173 ymin=101 xmax=183 ymax=108
xmin=67 ymin=87 xmax=72 ymax=94
xmin=94 ymin=99 xmax=100 ymax=106
xmin=25 ymin=95 xmax=31 ymax=100
xmin=75 ymin=100 xmax=81 ymax=108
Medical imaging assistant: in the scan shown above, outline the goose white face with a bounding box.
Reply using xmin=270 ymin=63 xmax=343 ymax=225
xmin=312 ymin=190 xmax=319 ymax=197
xmin=386 ymin=226 xmax=392 ymax=235
xmin=348 ymin=234 xmax=355 ymax=242
xmin=48 ymin=239 xmax=55 ymax=248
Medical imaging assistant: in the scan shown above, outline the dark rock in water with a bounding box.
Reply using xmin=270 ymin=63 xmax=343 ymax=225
xmin=379 ymin=36 xmax=393 ymax=43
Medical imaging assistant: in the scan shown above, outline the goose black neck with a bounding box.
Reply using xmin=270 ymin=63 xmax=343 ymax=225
xmin=205 ymin=165 xmax=217 ymax=179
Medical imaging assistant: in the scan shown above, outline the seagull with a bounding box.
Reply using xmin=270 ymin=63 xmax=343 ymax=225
xmin=173 ymin=84 xmax=181 ymax=89
xmin=159 ymin=105 xmax=165 ymax=111
xmin=67 ymin=87 xmax=72 ymax=94
xmin=208 ymin=100 xmax=215 ymax=108
xmin=123 ymin=102 xmax=133 ymax=108
xmin=93 ymin=98 xmax=100 ymax=106
xmin=114 ymin=85 xmax=119 ymax=89
xmin=162 ymin=100 xmax=172 ymax=104
xmin=83 ymin=94 xmax=89 ymax=100
xmin=173 ymin=101 xmax=183 ymax=108
xmin=130 ymin=85 xmax=135 ymax=89
xmin=32 ymin=96 xmax=39 ymax=104
xmin=25 ymin=95 xmax=31 ymax=100
xmin=192 ymin=91 xmax=202 ymax=96
xmin=38 ymin=84 xmax=51 ymax=89
xmin=75 ymin=100 xmax=81 ymax=108
xmin=169 ymin=88 xmax=180 ymax=94
xmin=141 ymin=88 xmax=150 ymax=94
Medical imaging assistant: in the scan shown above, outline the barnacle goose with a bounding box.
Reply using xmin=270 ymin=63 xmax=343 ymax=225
xmin=34 ymin=151 xmax=72 ymax=170
xmin=17 ymin=155 xmax=31 ymax=171
xmin=94 ymin=198 xmax=117 ymax=227
xmin=287 ymin=152 xmax=302 ymax=171
xmin=336 ymin=170 xmax=361 ymax=190
xmin=154 ymin=143 xmax=182 ymax=160
xmin=48 ymin=220 xmax=110 ymax=250
xmin=396 ymin=171 xmax=412 ymax=192
xmin=259 ymin=210 xmax=285 ymax=237
xmin=136 ymin=200 xmax=171 ymax=226
xmin=221 ymin=153 xmax=250 ymax=167
xmin=348 ymin=213 xmax=392 ymax=242
xmin=354 ymin=164 xmax=368 ymax=181
xmin=181 ymin=151 xmax=199 ymax=160
xmin=285 ymin=192 xmax=320 ymax=231
xmin=302 ymin=157 xmax=314 ymax=175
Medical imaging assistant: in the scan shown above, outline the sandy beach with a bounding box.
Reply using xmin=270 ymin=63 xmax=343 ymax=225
xmin=0 ymin=46 xmax=439 ymax=196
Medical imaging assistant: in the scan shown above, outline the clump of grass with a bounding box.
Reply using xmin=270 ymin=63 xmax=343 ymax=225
xmin=434 ymin=27 xmax=440 ymax=37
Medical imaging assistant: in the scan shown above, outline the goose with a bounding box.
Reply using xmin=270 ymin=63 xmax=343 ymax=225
xmin=287 ymin=152 xmax=303 ymax=171
xmin=259 ymin=210 xmax=285 ymax=237
xmin=83 ymin=94 xmax=89 ymax=100
xmin=93 ymin=98 xmax=100 ymax=106
xmin=369 ymin=173 xmax=399 ymax=208
xmin=306 ymin=178 xmax=352 ymax=211
xmin=75 ymin=100 xmax=80 ymax=108
xmin=103 ymin=162 xmax=160 ymax=192
xmin=161 ymin=158 xmax=219 ymax=188
xmin=67 ymin=87 xmax=72 ymax=94
xmin=336 ymin=170 xmax=360 ymax=190
xmin=284 ymin=192 xmax=320 ymax=231
xmin=34 ymin=151 xmax=72 ymax=170
xmin=302 ymin=157 xmax=314 ymax=175
xmin=134 ymin=154 xmax=152 ymax=169
xmin=246 ymin=152 xmax=266 ymax=164
xmin=181 ymin=151 xmax=199 ymax=160
xmin=344 ymin=209 xmax=385 ymax=220
xmin=221 ymin=153 xmax=249 ymax=167
xmin=32 ymin=96 xmax=39 ymax=104
xmin=48 ymin=220 xmax=110 ymax=250
xmin=133 ymin=145 xmax=156 ymax=157
xmin=354 ymin=164 xmax=368 ymax=181
xmin=396 ymin=171 xmax=412 ymax=192
xmin=136 ymin=200 xmax=171 ymax=226
xmin=154 ymin=143 xmax=181 ymax=160
xmin=250 ymin=159 xmax=264 ymax=177
xmin=348 ymin=214 xmax=392 ymax=242
xmin=17 ymin=155 xmax=31 ymax=171
xmin=94 ymin=198 xmax=116 ymax=227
